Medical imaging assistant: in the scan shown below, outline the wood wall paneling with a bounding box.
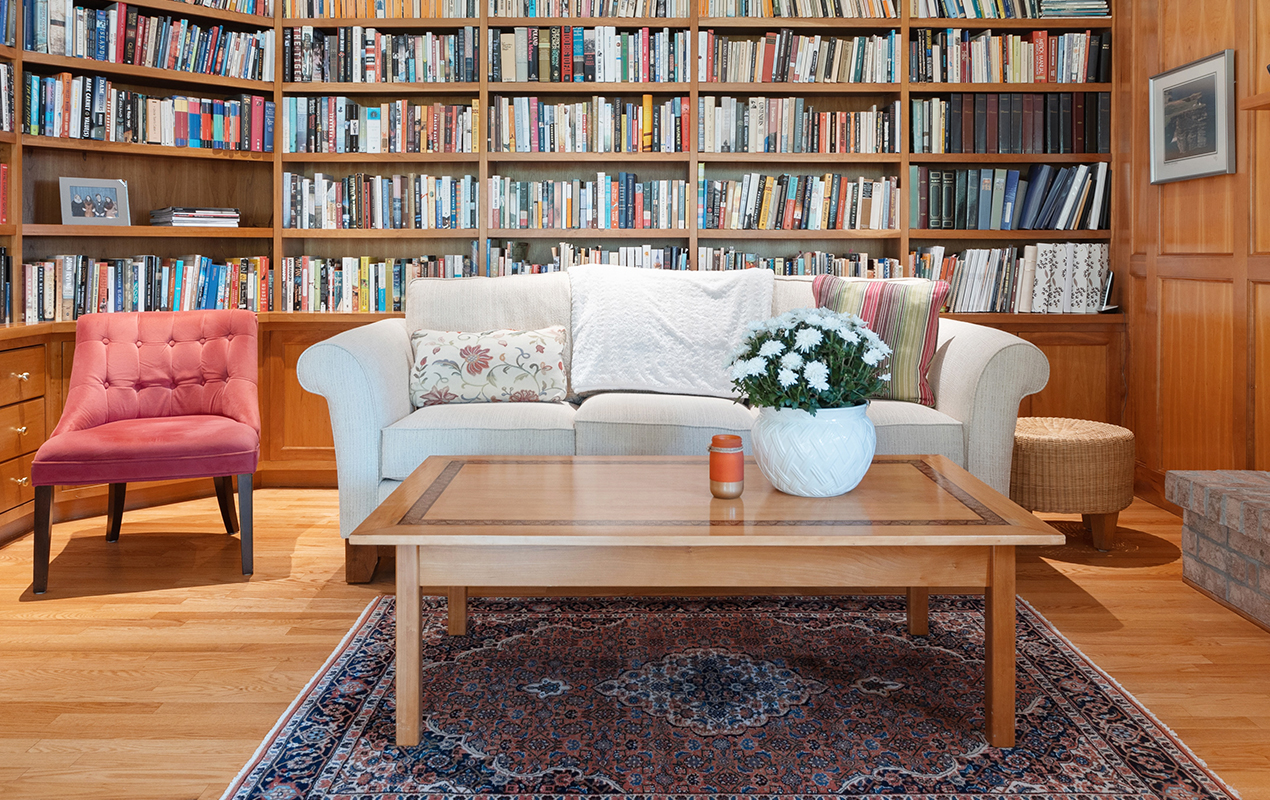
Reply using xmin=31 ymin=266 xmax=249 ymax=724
xmin=1157 ymin=279 xmax=1236 ymax=471
xmin=1254 ymin=284 xmax=1270 ymax=469
xmin=1019 ymin=332 xmax=1121 ymax=423
xmin=264 ymin=328 xmax=337 ymax=466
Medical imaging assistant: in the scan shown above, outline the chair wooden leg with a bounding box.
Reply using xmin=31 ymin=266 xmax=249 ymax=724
xmin=345 ymin=541 xmax=380 ymax=583
xmin=105 ymin=483 xmax=126 ymax=542
xmin=33 ymin=486 xmax=53 ymax=595
xmin=1084 ymin=512 xmax=1119 ymax=552
xmin=238 ymin=474 xmax=253 ymax=575
xmin=214 ymin=476 xmax=240 ymax=534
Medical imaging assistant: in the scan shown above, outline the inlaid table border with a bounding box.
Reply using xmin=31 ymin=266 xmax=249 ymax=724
xmin=398 ymin=457 xmax=1008 ymax=527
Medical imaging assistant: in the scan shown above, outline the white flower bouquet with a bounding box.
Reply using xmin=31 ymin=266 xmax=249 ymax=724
xmin=726 ymin=307 xmax=892 ymax=414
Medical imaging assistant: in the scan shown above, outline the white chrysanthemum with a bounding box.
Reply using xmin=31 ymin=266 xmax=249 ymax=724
xmin=862 ymin=348 xmax=886 ymax=366
xmin=744 ymin=356 xmax=769 ymax=377
xmin=745 ymin=320 xmax=765 ymax=335
xmin=879 ymin=373 xmax=892 ymax=381
xmin=793 ymin=327 xmax=823 ymax=353
xmin=731 ymin=360 xmax=752 ymax=381
xmin=780 ymin=351 xmax=804 ymax=370
xmin=836 ymin=327 xmax=860 ymax=344
xmin=777 ymin=367 xmax=799 ymax=388
xmin=758 ymin=340 xmax=785 ymax=357
xmin=803 ymin=360 xmax=830 ymax=391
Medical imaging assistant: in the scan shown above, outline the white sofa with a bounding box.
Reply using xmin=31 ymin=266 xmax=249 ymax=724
xmin=297 ymin=272 xmax=1050 ymax=545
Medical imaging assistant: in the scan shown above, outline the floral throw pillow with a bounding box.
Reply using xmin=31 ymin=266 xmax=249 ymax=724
xmin=409 ymin=326 xmax=568 ymax=407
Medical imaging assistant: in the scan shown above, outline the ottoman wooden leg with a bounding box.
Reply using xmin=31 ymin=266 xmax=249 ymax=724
xmin=1084 ymin=512 xmax=1119 ymax=551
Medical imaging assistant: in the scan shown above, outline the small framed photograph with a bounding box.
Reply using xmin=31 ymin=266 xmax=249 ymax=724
xmin=60 ymin=177 xmax=131 ymax=225
xmin=1149 ymin=50 xmax=1237 ymax=184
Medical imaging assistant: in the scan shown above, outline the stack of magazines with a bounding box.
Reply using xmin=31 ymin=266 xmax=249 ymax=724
xmin=1040 ymin=0 xmax=1109 ymax=16
xmin=150 ymin=207 xmax=241 ymax=227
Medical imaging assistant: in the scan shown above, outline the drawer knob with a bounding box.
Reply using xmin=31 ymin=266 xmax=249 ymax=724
xmin=11 ymin=477 xmax=29 ymax=486
xmin=11 ymin=372 xmax=30 ymax=381
xmin=14 ymin=426 xmax=27 ymax=435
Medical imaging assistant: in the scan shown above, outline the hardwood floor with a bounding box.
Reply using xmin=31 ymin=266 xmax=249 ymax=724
xmin=0 ymin=490 xmax=1266 ymax=799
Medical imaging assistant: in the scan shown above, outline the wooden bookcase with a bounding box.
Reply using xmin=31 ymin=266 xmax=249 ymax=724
xmin=0 ymin=1 xmax=1126 ymax=537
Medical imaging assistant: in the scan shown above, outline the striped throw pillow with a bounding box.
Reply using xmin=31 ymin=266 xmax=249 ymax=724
xmin=811 ymin=275 xmax=951 ymax=407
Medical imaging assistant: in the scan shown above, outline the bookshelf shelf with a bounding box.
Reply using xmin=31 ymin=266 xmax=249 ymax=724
xmin=0 ymin=45 xmax=17 ymax=60
xmin=280 ymin=229 xmax=478 ymax=239
xmin=283 ymin=82 xmax=482 ymax=95
xmin=703 ymin=82 xmax=900 ymax=94
xmin=908 ymin=17 xmax=1111 ymax=30
xmin=1239 ymin=92 xmax=1270 ymax=111
xmin=280 ymin=151 xmax=480 ymax=162
xmin=0 ymin=224 xmax=15 ymax=236
xmin=912 ymin=153 xmax=1112 ymax=163
xmin=909 ymin=229 xmax=1111 ymax=240
xmin=24 ymin=135 xmax=274 ymax=162
xmin=21 ymin=52 xmax=275 ymax=94
xmin=0 ymin=131 xmax=16 ymax=144
xmin=490 ymin=81 xmax=692 ymax=94
xmin=282 ymin=17 xmax=480 ymax=29
xmin=698 ymin=229 xmax=901 ymax=240
xmin=909 ymin=82 xmax=1113 ymax=92
xmin=22 ymin=225 xmax=275 ymax=238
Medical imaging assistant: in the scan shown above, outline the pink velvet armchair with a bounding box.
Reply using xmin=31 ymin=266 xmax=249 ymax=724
xmin=30 ymin=310 xmax=260 ymax=595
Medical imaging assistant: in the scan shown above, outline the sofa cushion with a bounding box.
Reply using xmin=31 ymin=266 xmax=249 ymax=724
xmin=868 ymin=400 xmax=965 ymax=466
xmin=574 ymin=393 xmax=759 ymax=456
xmin=568 ymin=265 xmax=774 ymax=399
xmin=405 ymin=272 xmax=573 ymax=395
xmin=381 ymin=402 xmax=576 ymax=480
xmin=772 ymin=275 xmax=816 ymax=315
xmin=812 ymin=275 xmax=951 ymax=407
xmin=408 ymin=326 xmax=568 ymax=407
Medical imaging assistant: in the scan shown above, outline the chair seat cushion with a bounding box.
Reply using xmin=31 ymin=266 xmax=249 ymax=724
xmin=381 ymin=401 xmax=577 ymax=480
xmin=32 ymin=415 xmax=260 ymax=485
xmin=574 ymin=393 xmax=760 ymax=455
xmin=868 ymin=399 xmax=965 ymax=466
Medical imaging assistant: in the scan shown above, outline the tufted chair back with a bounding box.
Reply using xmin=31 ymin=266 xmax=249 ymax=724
xmin=52 ymin=310 xmax=260 ymax=436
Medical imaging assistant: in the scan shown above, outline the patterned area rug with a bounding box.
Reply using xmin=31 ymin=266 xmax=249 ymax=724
xmin=223 ymin=595 xmax=1238 ymax=799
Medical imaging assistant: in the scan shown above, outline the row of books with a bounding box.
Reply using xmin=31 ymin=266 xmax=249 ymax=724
xmin=490 ymin=26 xmax=689 ymax=83
xmin=698 ymin=247 xmax=903 ymax=276
xmin=699 ymin=30 xmax=899 ymax=84
xmin=282 ymin=172 xmax=480 ymax=230
xmin=489 ymin=173 xmax=690 ymax=230
xmin=698 ymin=0 xmax=898 ymax=18
xmin=0 ymin=65 xmax=11 ymax=132
xmin=912 ymin=162 xmax=1109 ymax=232
xmin=700 ymin=97 xmax=898 ymax=154
xmin=283 ymin=0 xmax=476 ymax=17
xmin=490 ymin=94 xmax=688 ymax=153
xmin=23 ymin=254 xmax=272 ymax=321
xmin=910 ymin=0 xmax=1106 ymax=18
xmin=283 ymin=26 xmax=479 ymax=84
xmin=189 ymin=0 xmax=273 ymax=16
xmin=0 ymin=164 xmax=8 ymax=224
xmin=699 ymin=171 xmax=899 ymax=231
xmin=492 ymin=0 xmax=690 ymax=17
xmin=910 ymin=28 xmax=1111 ymax=84
xmin=24 ymin=2 xmax=276 ymax=84
xmin=0 ymin=249 xmax=12 ymax=325
xmin=150 ymin=207 xmax=240 ymax=227
xmin=911 ymin=91 xmax=1109 ymax=155
xmin=912 ymin=242 xmax=1109 ymax=313
xmin=23 ymin=74 xmax=275 ymax=150
xmin=280 ymin=251 xmax=480 ymax=312
xmin=281 ymin=97 xmax=476 ymax=154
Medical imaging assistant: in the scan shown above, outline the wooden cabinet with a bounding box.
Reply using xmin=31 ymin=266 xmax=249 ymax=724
xmin=0 ymin=339 xmax=47 ymax=540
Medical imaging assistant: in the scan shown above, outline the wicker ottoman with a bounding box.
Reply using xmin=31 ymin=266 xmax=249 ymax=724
xmin=1009 ymin=417 xmax=1136 ymax=550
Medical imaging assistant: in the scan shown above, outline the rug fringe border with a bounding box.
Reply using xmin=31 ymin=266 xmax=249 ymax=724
xmin=1017 ymin=595 xmax=1244 ymax=800
xmin=217 ymin=595 xmax=389 ymax=800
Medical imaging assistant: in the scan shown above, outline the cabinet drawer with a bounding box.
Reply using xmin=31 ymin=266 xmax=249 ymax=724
xmin=0 ymin=399 xmax=44 ymax=461
xmin=0 ymin=452 xmax=36 ymax=512
xmin=0 ymin=347 xmax=46 ymax=406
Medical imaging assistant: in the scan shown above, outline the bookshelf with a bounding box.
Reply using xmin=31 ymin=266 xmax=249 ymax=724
xmin=0 ymin=0 xmax=1126 ymax=516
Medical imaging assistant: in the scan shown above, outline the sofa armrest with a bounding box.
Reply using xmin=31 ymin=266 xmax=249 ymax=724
xmin=297 ymin=318 xmax=413 ymax=537
xmin=928 ymin=318 xmax=1050 ymax=495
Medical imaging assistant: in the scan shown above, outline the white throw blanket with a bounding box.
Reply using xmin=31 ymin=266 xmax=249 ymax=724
xmin=568 ymin=265 xmax=775 ymax=399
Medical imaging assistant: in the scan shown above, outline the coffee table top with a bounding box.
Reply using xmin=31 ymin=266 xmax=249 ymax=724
xmin=351 ymin=455 xmax=1064 ymax=547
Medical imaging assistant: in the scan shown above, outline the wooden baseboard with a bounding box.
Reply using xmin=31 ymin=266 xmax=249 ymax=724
xmin=1134 ymin=463 xmax=1181 ymax=515
xmin=1182 ymin=577 xmax=1270 ymax=635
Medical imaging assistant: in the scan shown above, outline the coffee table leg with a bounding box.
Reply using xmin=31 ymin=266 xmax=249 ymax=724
xmin=396 ymin=545 xmax=422 ymax=747
xmin=906 ymin=587 xmax=929 ymax=636
xmin=448 ymin=586 xmax=467 ymax=636
xmin=984 ymin=545 xmax=1016 ymax=748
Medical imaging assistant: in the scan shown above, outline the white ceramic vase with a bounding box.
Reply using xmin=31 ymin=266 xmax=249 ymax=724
xmin=750 ymin=403 xmax=877 ymax=497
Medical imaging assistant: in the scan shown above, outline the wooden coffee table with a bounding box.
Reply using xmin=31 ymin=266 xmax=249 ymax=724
xmin=349 ymin=454 xmax=1063 ymax=749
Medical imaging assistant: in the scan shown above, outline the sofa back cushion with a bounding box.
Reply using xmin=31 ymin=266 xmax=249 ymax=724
xmin=406 ymin=273 xmax=573 ymax=392
xmin=772 ymin=275 xmax=816 ymax=314
xmin=568 ymin=265 xmax=774 ymax=399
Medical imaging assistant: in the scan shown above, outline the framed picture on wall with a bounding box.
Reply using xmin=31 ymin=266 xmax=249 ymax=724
xmin=59 ymin=177 xmax=131 ymax=225
xmin=1149 ymin=50 xmax=1237 ymax=184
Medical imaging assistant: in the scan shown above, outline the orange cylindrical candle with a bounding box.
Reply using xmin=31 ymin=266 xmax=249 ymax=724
xmin=709 ymin=434 xmax=745 ymax=499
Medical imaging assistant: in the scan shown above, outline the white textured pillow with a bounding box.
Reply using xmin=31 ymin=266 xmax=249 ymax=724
xmin=409 ymin=327 xmax=567 ymax=407
xmin=568 ymin=265 xmax=775 ymax=398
